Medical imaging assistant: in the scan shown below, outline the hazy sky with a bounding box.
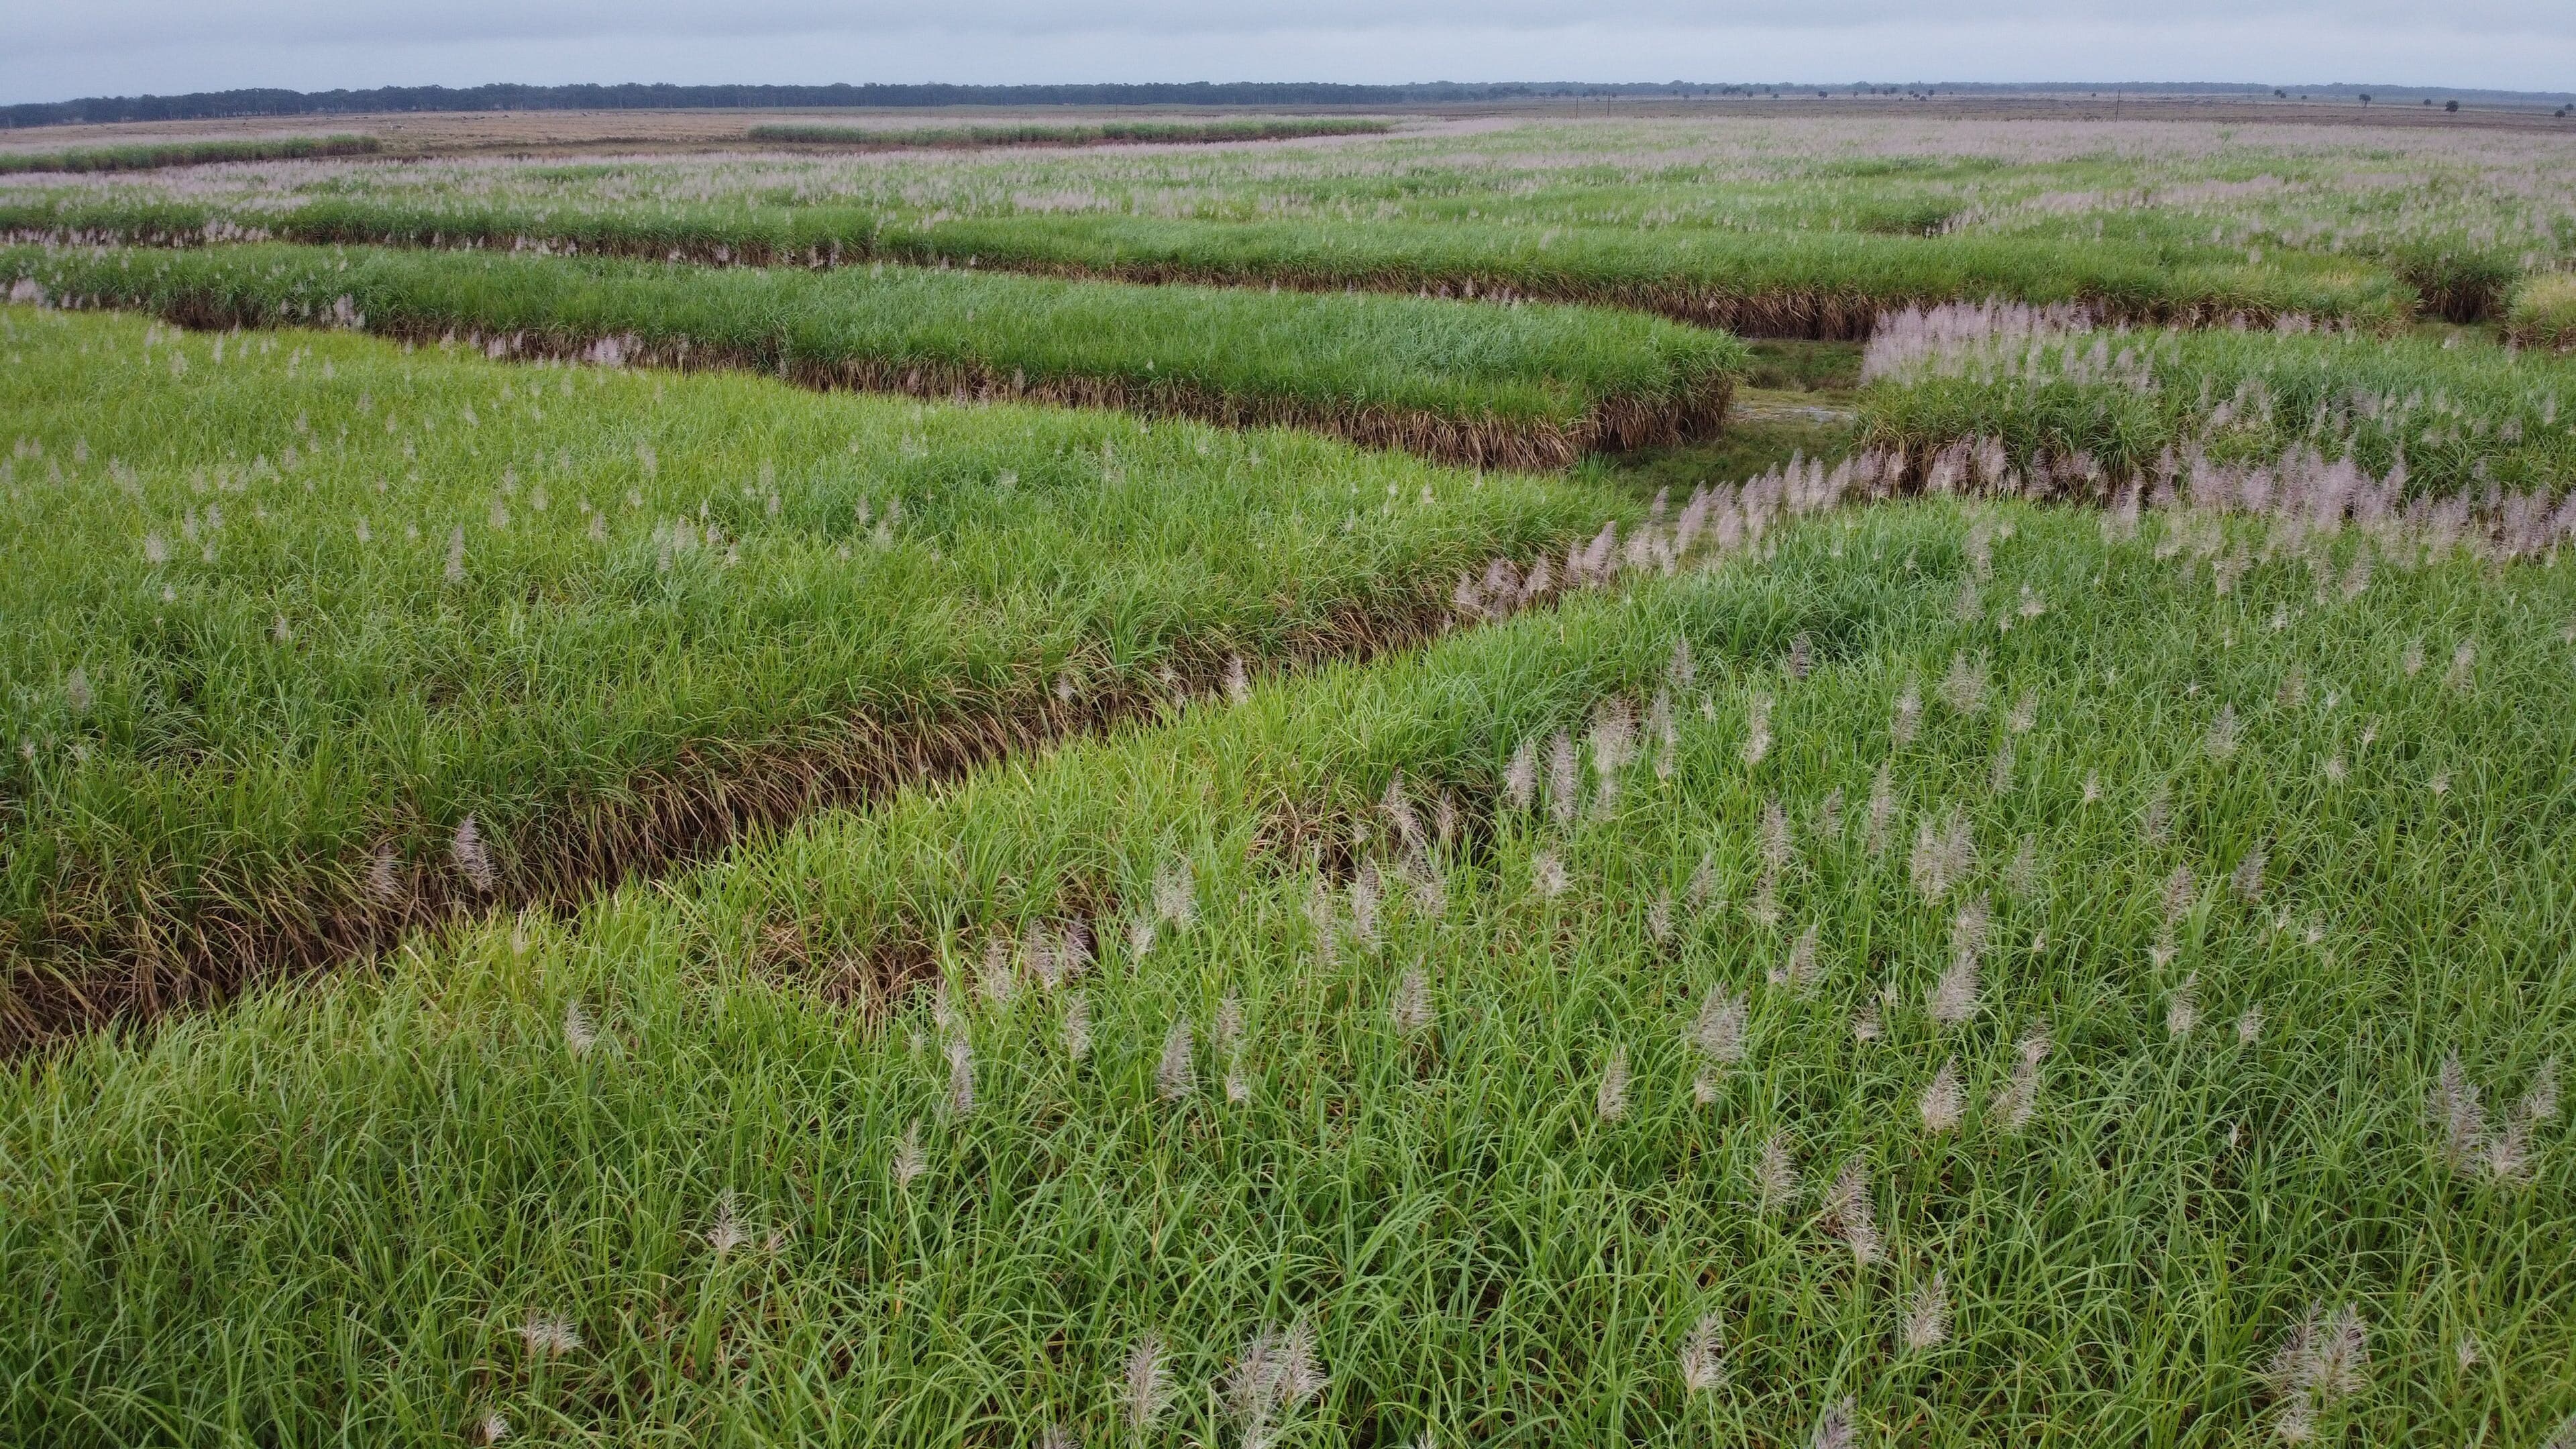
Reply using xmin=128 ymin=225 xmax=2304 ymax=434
xmin=7 ymin=0 xmax=2573 ymax=105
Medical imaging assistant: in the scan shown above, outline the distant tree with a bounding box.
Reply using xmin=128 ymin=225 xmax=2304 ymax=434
xmin=2359 ymin=93 xmax=2372 ymax=105
xmin=2274 ymin=89 xmax=2288 ymax=99
xmin=2445 ymin=99 xmax=2461 ymax=113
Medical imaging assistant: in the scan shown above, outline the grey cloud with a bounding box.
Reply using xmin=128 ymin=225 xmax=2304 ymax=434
xmin=18 ymin=0 xmax=2573 ymax=53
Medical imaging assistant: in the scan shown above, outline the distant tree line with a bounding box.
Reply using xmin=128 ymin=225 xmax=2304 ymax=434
xmin=5 ymin=82 xmax=1772 ymax=127
xmin=8 ymin=80 xmax=2567 ymax=129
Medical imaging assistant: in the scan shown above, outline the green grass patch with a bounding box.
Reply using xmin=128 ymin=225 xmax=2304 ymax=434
xmin=2507 ymin=274 xmax=2576 ymax=350
xmin=3 ymin=242 xmax=1745 ymax=468
xmin=0 ymin=303 xmax=1635 ymax=1044
xmin=1858 ymin=313 xmax=2576 ymax=504
xmin=0 ymin=196 xmax=2416 ymax=338
xmin=1743 ymin=339 xmax=1864 ymax=394
xmin=0 ymin=134 xmax=380 ymax=174
xmin=5 ymin=498 xmax=2570 ymax=1444
xmin=745 ymin=119 xmax=1393 ymax=148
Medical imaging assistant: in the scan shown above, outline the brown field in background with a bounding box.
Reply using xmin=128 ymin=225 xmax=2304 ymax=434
xmin=4 ymin=91 xmax=2569 ymax=160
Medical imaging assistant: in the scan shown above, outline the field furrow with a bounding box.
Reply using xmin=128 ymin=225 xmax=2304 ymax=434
xmin=0 ymin=302 xmax=1664 ymax=1044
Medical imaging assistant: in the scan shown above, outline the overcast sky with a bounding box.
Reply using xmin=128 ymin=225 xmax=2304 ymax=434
xmin=7 ymin=1 xmax=2573 ymax=106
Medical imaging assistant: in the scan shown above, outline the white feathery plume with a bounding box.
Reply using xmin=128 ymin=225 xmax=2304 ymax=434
xmin=1532 ymin=849 xmax=1569 ymax=901
xmin=2237 ymin=1003 xmax=2264 ymax=1046
xmin=1306 ymin=875 xmax=1339 ymax=966
xmin=1939 ymin=651 xmax=1987 ymax=714
xmin=890 ymin=1122 xmax=926 ymax=1187
xmin=1810 ymin=1396 xmax=1856 ymax=1449
xmin=2205 ymin=704 xmax=2240 ymax=761
xmin=1677 ymin=1311 xmax=1727 ymax=1393
xmin=1890 ymin=682 xmax=1922 ymax=745
xmin=1548 ymin=731 xmax=1579 ymax=825
xmin=563 ymin=1000 xmax=597 ymax=1058
xmin=1693 ymin=985 xmax=1748 ymax=1065
xmin=1390 ymin=967 xmax=1434 ymax=1038
xmin=1153 ymin=859 xmax=1197 ymax=930
xmin=1740 ymin=692 xmax=1774 ymax=767
xmin=1760 ymin=800 xmax=1792 ymax=874
xmin=1123 ymin=1332 xmax=1171 ymax=1430
xmin=1281 ymin=1318 xmax=1328 ymax=1404
xmin=704 ymin=1189 xmax=747 ymax=1258
xmin=1902 ymin=1271 xmax=1950 ymax=1351
xmin=1063 ymin=991 xmax=1092 ymax=1061
xmin=945 ymin=1036 xmax=975 ymax=1118
xmin=978 ymin=936 xmax=1016 ymax=1006
xmin=1920 ymin=1058 xmax=1965 ymax=1133
xmin=1754 ymin=1134 xmax=1798 ymax=1215
xmin=1350 ymin=865 xmax=1382 ymax=950
xmin=517 ymin=1311 xmax=580 ymax=1358
xmin=1772 ymin=924 xmax=1821 ymax=993
xmin=1687 ymin=852 xmax=1720 ymax=914
xmin=1381 ymin=773 xmax=1421 ymax=852
xmin=2521 ymin=1057 xmax=2559 ymax=1125
xmin=1505 ymin=737 xmax=1538 ymax=812
xmin=1157 ymin=1018 xmax=1195 ymax=1101
xmin=1595 ymin=1046 xmax=1631 ymax=1122
xmin=2005 ymin=837 xmax=2039 ymax=898
xmin=2424 ymin=1050 xmax=2535 ymax=1181
xmin=1823 ymin=1157 xmax=1880 ymax=1265
xmin=1928 ymin=949 xmax=1979 ymax=1030
xmin=2263 ymin=1302 xmax=2369 ymax=1440
xmin=2233 ymin=847 xmax=2267 ymax=903
xmin=2167 ymin=974 xmax=2199 ymax=1038
xmin=368 ymin=844 xmax=402 ymax=903
xmin=453 ymin=815 xmax=498 ymax=893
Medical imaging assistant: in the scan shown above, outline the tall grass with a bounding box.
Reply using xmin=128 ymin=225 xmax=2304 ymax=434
xmin=745 ymin=119 xmax=1393 ymax=148
xmin=5 ymin=496 xmax=2568 ymax=1444
xmin=0 ymin=134 xmax=380 ymax=174
xmin=2506 ymin=274 xmax=2576 ymax=350
xmin=2 ymin=242 xmax=1745 ymax=467
xmin=1858 ymin=305 xmax=2576 ymax=502
xmin=0 ymin=303 xmax=1629 ymax=1043
xmin=0 ymin=197 xmax=2414 ymax=337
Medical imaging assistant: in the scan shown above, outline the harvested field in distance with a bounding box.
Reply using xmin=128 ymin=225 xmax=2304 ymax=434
xmin=744 ymin=118 xmax=1395 ymax=148
xmin=0 ymin=303 xmax=1639 ymax=1044
xmin=0 ymin=134 xmax=382 ymax=174
xmin=3 ymin=242 xmax=1744 ymax=468
xmin=9 ymin=111 xmax=2566 ymax=325
xmin=7 ymin=496 xmax=2570 ymax=1443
